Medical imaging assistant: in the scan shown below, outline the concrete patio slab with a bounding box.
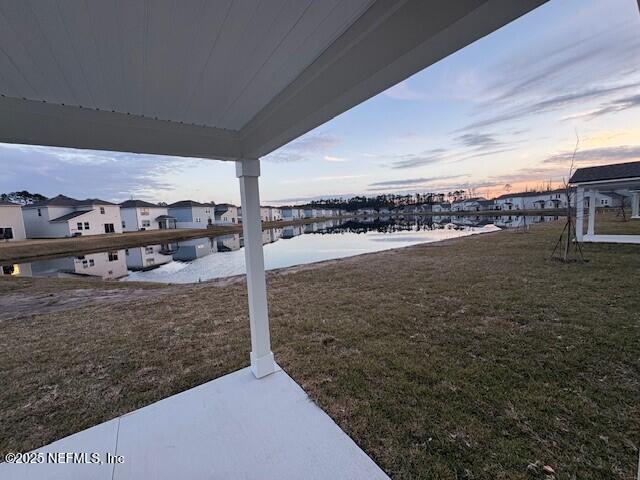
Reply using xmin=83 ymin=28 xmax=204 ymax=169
xmin=1 ymin=366 xmax=389 ymax=480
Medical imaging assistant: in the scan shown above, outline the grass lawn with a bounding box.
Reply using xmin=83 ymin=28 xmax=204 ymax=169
xmin=1 ymin=214 xmax=639 ymax=479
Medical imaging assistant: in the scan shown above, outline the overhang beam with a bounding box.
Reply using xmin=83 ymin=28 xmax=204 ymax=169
xmin=0 ymin=96 xmax=242 ymax=160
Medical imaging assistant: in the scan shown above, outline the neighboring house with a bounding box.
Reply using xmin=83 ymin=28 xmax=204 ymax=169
xmin=120 ymin=200 xmax=176 ymax=231
xmin=494 ymin=189 xmax=570 ymax=211
xmin=168 ymin=200 xmax=215 ymax=228
xmin=269 ymin=207 xmax=282 ymax=221
xmin=215 ymin=203 xmax=239 ymax=225
xmin=432 ymin=203 xmax=451 ymax=213
xmin=22 ymin=195 xmax=122 ymax=238
xmin=0 ymin=201 xmax=26 ymax=241
xmin=451 ymin=197 xmax=487 ymax=212
xmin=477 ymin=200 xmax=496 ymax=211
xmin=303 ymin=207 xmax=323 ymax=218
xmin=260 ymin=207 xmax=271 ymax=222
xmin=281 ymin=207 xmax=303 ymax=220
xmin=356 ymin=208 xmax=376 ymax=215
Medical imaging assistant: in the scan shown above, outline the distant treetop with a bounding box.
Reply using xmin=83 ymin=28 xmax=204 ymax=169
xmin=0 ymin=190 xmax=48 ymax=205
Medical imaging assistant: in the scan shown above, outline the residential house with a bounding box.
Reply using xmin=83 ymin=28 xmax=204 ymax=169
xmin=356 ymin=207 xmax=376 ymax=215
xmin=269 ymin=207 xmax=282 ymax=221
xmin=215 ymin=203 xmax=239 ymax=225
xmin=431 ymin=203 xmax=451 ymax=213
xmin=168 ymin=201 xmax=215 ymax=228
xmin=0 ymin=201 xmax=26 ymax=241
xmin=281 ymin=207 xmax=303 ymax=220
xmin=303 ymin=207 xmax=323 ymax=218
xmin=494 ymin=189 xmax=570 ymax=211
xmin=120 ymin=200 xmax=176 ymax=231
xmin=22 ymin=195 xmax=122 ymax=238
xmin=451 ymin=197 xmax=487 ymax=212
xmin=260 ymin=207 xmax=271 ymax=222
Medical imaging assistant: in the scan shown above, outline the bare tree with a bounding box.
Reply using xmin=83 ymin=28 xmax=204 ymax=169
xmin=551 ymin=133 xmax=585 ymax=262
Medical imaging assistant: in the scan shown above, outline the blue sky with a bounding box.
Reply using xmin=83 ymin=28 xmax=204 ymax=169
xmin=1 ymin=0 xmax=639 ymax=205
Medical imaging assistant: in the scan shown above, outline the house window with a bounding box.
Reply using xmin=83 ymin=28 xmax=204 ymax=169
xmin=108 ymin=252 xmax=118 ymax=262
xmin=122 ymin=221 xmax=126 ymax=228
xmin=77 ymin=222 xmax=83 ymax=230
xmin=104 ymin=223 xmax=115 ymax=233
xmin=84 ymin=222 xmax=90 ymax=229
xmin=196 ymin=217 xmax=201 ymax=223
xmin=89 ymin=259 xmax=95 ymax=266
xmin=0 ymin=227 xmax=14 ymax=240
xmin=37 ymin=208 xmax=42 ymax=217
xmin=100 ymin=207 xmax=105 ymax=214
xmin=82 ymin=260 xmax=89 ymax=268
xmin=205 ymin=208 xmax=211 ymax=213
xmin=145 ymin=246 xmax=154 ymax=254
xmin=140 ymin=208 xmax=150 ymax=216
xmin=142 ymin=220 xmax=151 ymax=227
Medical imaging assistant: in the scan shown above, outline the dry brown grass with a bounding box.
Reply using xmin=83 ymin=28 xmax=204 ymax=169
xmin=1 ymin=216 xmax=639 ymax=479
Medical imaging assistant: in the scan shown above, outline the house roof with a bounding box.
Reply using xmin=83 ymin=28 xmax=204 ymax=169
xmin=168 ymin=200 xmax=209 ymax=208
xmin=50 ymin=210 xmax=93 ymax=222
xmin=120 ymin=199 xmax=160 ymax=208
xmin=569 ymin=161 xmax=640 ymax=184
xmin=453 ymin=197 xmax=486 ymax=204
xmin=495 ymin=188 xmax=568 ymax=200
xmin=24 ymin=194 xmax=116 ymax=208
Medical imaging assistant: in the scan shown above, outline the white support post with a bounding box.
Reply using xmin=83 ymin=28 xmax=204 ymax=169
xmin=575 ymin=187 xmax=584 ymax=241
xmin=587 ymin=188 xmax=596 ymax=236
xmin=236 ymin=158 xmax=277 ymax=379
xmin=632 ymin=192 xmax=640 ymax=219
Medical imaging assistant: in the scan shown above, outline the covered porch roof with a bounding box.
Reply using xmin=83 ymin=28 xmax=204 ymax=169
xmin=0 ymin=0 xmax=546 ymax=161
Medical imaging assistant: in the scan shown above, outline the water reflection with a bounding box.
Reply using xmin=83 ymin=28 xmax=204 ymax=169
xmin=1 ymin=215 xmax=560 ymax=283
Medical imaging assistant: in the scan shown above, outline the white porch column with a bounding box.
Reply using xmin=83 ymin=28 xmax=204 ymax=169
xmin=236 ymin=158 xmax=277 ymax=379
xmin=587 ymin=188 xmax=597 ymax=236
xmin=575 ymin=187 xmax=584 ymax=241
xmin=632 ymin=192 xmax=640 ymax=219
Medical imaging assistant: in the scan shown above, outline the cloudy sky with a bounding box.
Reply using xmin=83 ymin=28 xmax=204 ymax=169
xmin=1 ymin=0 xmax=639 ymax=205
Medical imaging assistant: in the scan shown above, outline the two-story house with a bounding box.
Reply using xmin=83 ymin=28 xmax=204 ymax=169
xmin=168 ymin=201 xmax=215 ymax=228
xmin=120 ymin=200 xmax=176 ymax=231
xmin=22 ymin=195 xmax=122 ymax=238
xmin=0 ymin=201 xmax=27 ymax=241
xmin=214 ymin=203 xmax=239 ymax=225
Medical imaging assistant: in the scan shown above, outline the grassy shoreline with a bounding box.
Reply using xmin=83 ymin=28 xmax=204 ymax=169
xmin=1 ymin=215 xmax=639 ymax=479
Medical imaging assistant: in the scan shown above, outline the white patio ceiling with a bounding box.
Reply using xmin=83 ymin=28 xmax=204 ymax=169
xmin=0 ymin=0 xmax=547 ymax=161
